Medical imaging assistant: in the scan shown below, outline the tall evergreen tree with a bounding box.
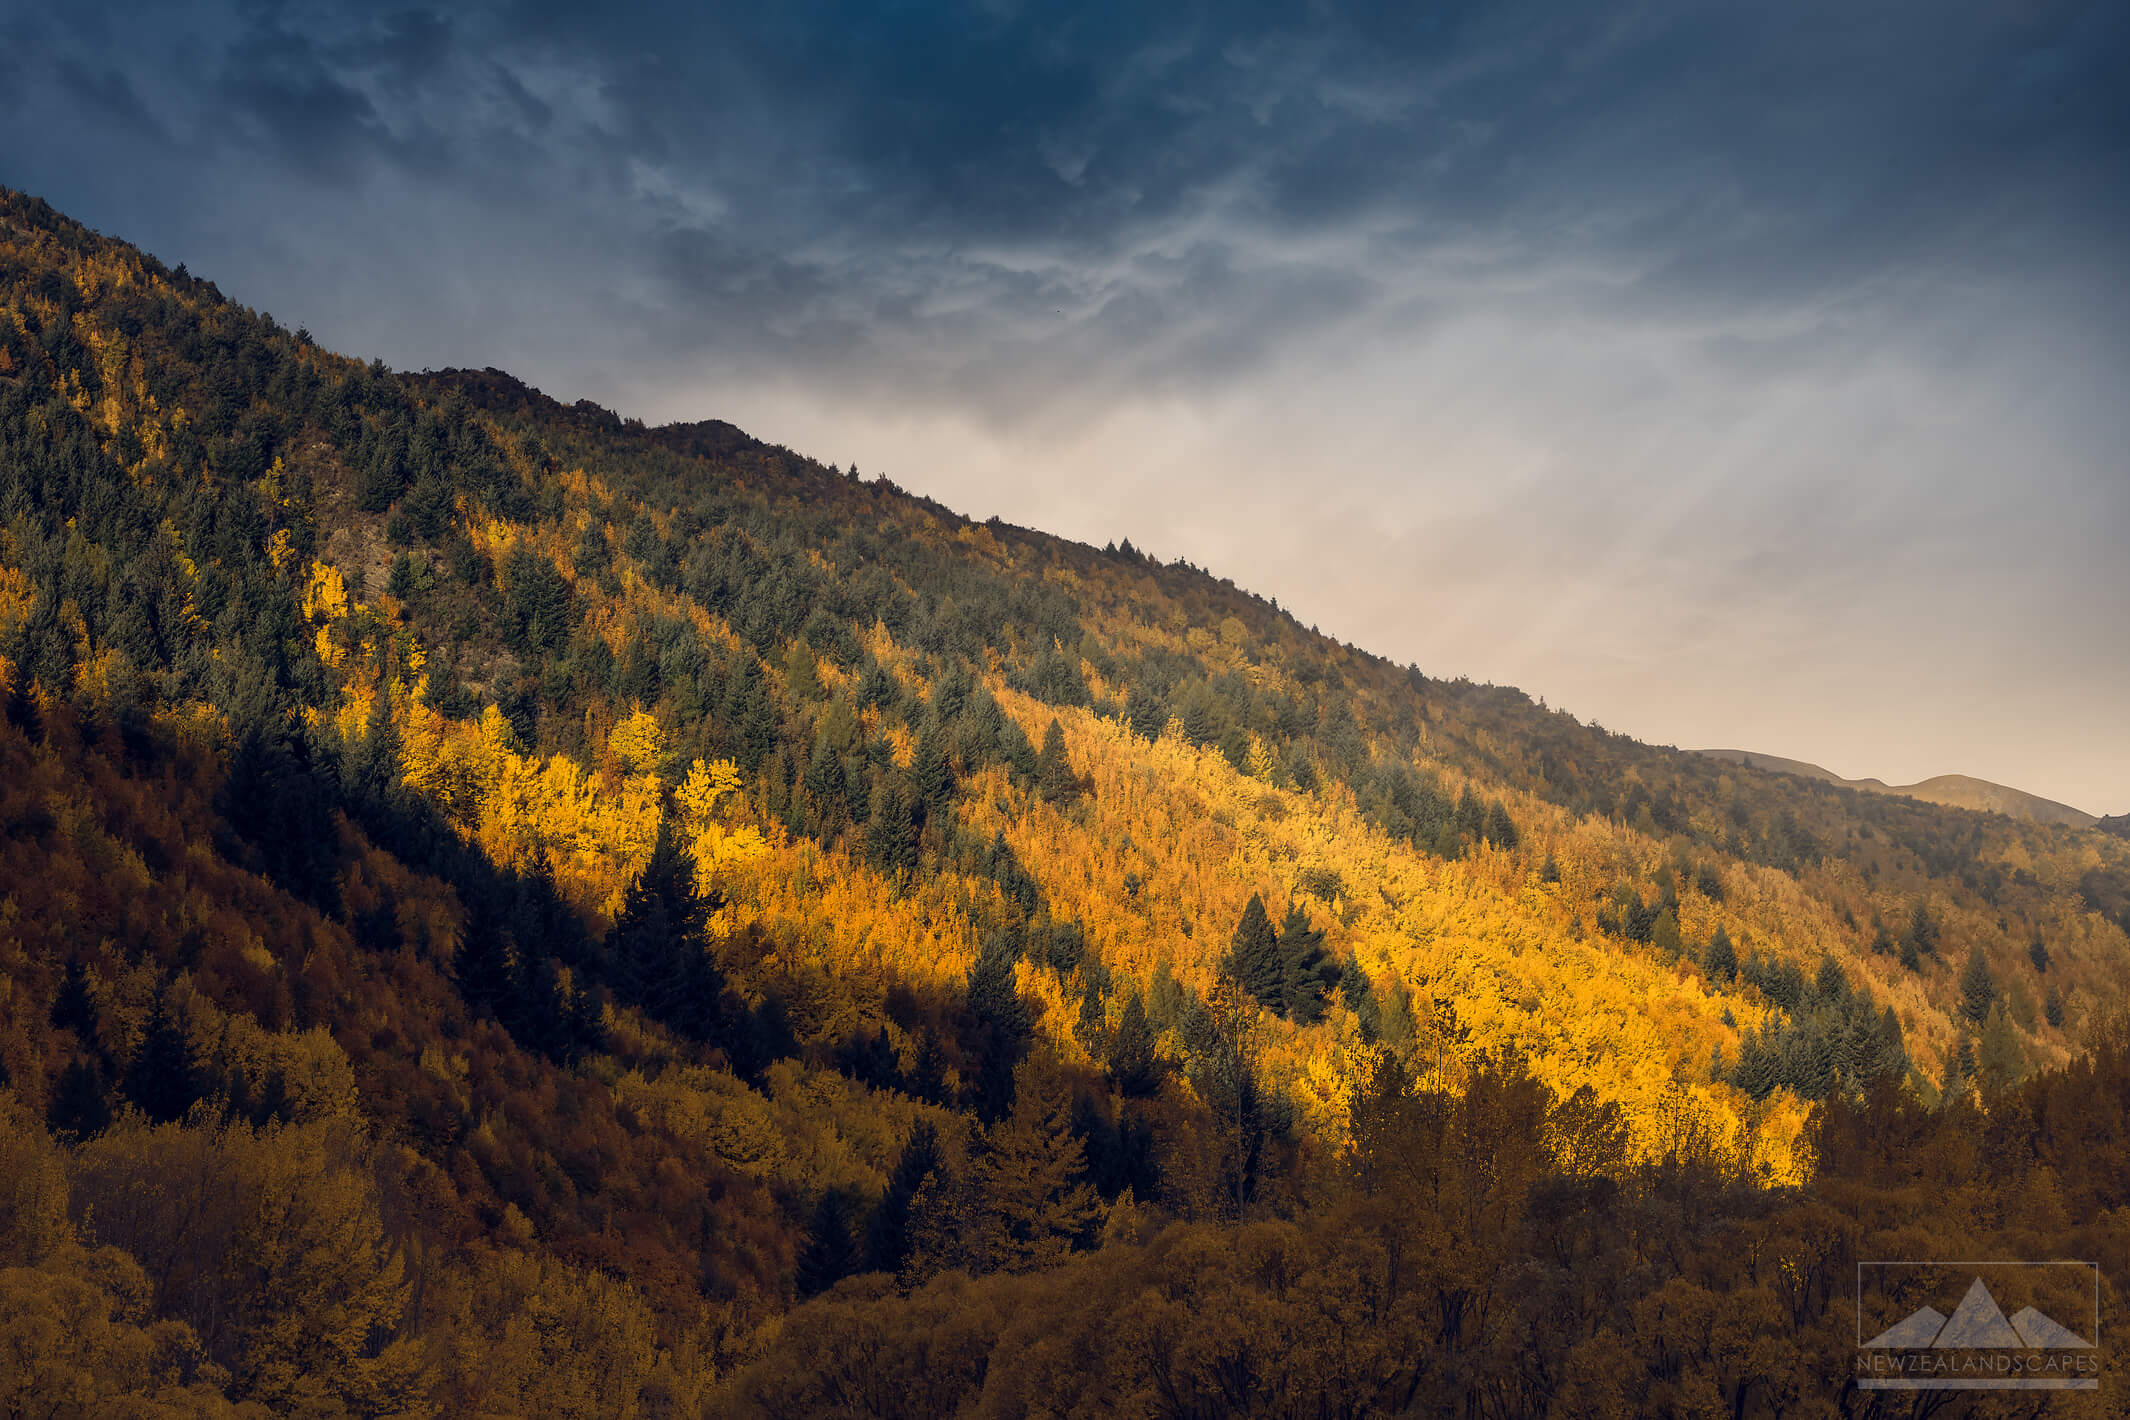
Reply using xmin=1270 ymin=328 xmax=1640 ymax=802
xmin=1224 ymin=894 xmax=1284 ymax=1011
xmin=47 ymin=1058 xmax=110 ymax=1141
xmin=1035 ymin=718 xmax=1081 ymax=803
xmin=973 ymin=1059 xmax=1103 ymax=1273
xmin=864 ymin=1122 xmax=942 ymax=1277
xmin=2044 ymin=984 xmax=2065 ymax=1028
xmin=1454 ymin=786 xmax=1485 ymax=845
xmin=2028 ymin=936 xmax=2051 ymax=974
xmin=49 ymin=956 xmax=97 ymax=1040
xmin=1945 ymin=1034 xmax=1977 ymax=1100
xmin=1482 ymin=798 xmax=1519 ymax=850
xmin=795 ymin=1191 xmax=860 ymax=1297
xmin=1128 ymin=691 xmax=1166 ymax=742
xmin=1107 ymin=991 xmax=1161 ymax=1098
xmin=1959 ymin=945 xmax=1996 ymax=1025
xmin=967 ymin=933 xmax=1030 ymax=1122
xmin=1275 ymin=907 xmax=1339 ymax=1024
xmin=453 ymin=910 xmax=516 ymax=1018
xmin=608 ymin=814 xmax=720 ymax=1024
xmin=126 ymin=987 xmax=200 ymax=1124
xmin=1704 ymin=926 xmax=1737 ymax=982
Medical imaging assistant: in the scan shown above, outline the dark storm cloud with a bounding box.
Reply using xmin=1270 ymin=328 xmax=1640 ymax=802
xmin=2 ymin=0 xmax=2127 ymax=807
xmin=8 ymin=0 xmax=2124 ymax=393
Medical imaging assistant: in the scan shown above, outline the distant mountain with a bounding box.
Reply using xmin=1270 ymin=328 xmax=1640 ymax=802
xmin=1695 ymin=750 xmax=2097 ymax=828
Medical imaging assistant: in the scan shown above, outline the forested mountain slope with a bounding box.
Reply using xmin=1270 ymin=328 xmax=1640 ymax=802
xmin=3 ymin=188 xmax=2129 ymax=1413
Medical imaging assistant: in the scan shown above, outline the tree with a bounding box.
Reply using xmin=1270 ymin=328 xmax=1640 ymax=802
xmin=1454 ymin=786 xmax=1485 ymax=845
xmin=1482 ymin=798 xmax=1519 ymax=850
xmin=1035 ymin=718 xmax=1081 ymax=803
xmin=1276 ymin=907 xmax=1339 ymax=1023
xmin=454 ymin=909 xmax=517 ymax=1019
xmin=2028 ymin=936 xmax=2051 ymax=974
xmin=1107 ymin=992 xmax=1161 ymax=1098
xmin=125 ymin=987 xmax=199 ymax=1125
xmin=1977 ymin=1005 xmax=2024 ymax=1093
xmin=865 ymin=1123 xmax=943 ymax=1277
xmin=1906 ymin=901 xmax=1938 ymax=957
xmin=1224 ymin=895 xmax=1284 ymax=1011
xmin=1944 ymin=1035 xmax=1976 ymax=1099
xmin=972 ymin=1058 xmax=1102 ymax=1273
xmin=48 ymin=957 xmax=97 ymax=1041
xmin=47 ymin=1058 xmax=110 ymax=1141
xmin=1705 ymin=926 xmax=1737 ymax=982
xmin=795 ymin=1191 xmax=859 ymax=1297
xmin=1128 ymin=692 xmax=1166 ymax=742
xmin=912 ymin=730 xmax=955 ymax=817
xmin=1650 ymin=907 xmax=1682 ymax=960
xmin=608 ymin=814 xmax=722 ymax=1034
xmin=2044 ymin=985 xmax=2065 ymax=1028
xmin=1959 ymin=945 xmax=1996 ymax=1025
xmin=967 ymin=934 xmax=1030 ymax=1122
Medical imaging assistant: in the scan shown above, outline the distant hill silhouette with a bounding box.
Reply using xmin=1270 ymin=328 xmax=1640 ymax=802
xmin=1696 ymin=750 xmax=2097 ymax=828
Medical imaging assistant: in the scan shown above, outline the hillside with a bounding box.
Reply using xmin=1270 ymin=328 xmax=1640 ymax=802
xmin=1696 ymin=749 xmax=2099 ymax=827
xmin=4 ymin=188 xmax=2130 ymax=1413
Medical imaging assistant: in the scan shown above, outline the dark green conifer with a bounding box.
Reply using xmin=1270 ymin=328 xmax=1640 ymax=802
xmin=1035 ymin=718 xmax=1080 ymax=803
xmin=1705 ymin=926 xmax=1737 ymax=982
xmin=1108 ymin=991 xmax=1161 ymax=1098
xmin=1959 ymin=945 xmax=1996 ymax=1025
xmin=1225 ymin=894 xmax=1284 ymax=1011
xmin=795 ymin=1191 xmax=859 ymax=1297
xmin=126 ymin=987 xmax=199 ymax=1124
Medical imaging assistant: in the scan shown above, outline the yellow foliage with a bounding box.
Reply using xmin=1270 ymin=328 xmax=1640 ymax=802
xmin=608 ymin=708 xmax=666 ymax=777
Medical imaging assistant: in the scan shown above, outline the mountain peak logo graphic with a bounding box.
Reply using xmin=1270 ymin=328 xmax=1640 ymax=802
xmin=1863 ymin=1277 xmax=2092 ymax=1350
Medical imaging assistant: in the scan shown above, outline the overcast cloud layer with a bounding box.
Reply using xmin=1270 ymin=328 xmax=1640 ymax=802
xmin=5 ymin=0 xmax=2126 ymax=811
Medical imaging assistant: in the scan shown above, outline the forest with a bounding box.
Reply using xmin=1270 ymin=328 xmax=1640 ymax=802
xmin=2 ymin=186 xmax=2128 ymax=1415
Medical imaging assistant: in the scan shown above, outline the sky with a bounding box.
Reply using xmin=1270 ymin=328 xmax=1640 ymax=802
xmin=5 ymin=0 xmax=2127 ymax=812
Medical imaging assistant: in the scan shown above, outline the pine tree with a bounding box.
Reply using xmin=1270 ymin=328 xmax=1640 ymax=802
xmin=1705 ymin=926 xmax=1737 ymax=982
xmin=47 ymin=1058 xmax=110 ymax=1141
xmin=1107 ymin=991 xmax=1161 ymax=1098
xmin=1977 ymin=1004 xmax=2024 ymax=1093
xmin=1454 ymin=786 xmax=1485 ymax=845
xmin=1035 ymin=718 xmax=1081 ymax=803
xmin=1907 ymin=901 xmax=1938 ymax=957
xmin=1075 ymin=974 xmax=1106 ymax=1051
xmin=1945 ymin=1034 xmax=1976 ymax=1099
xmin=1482 ymin=799 xmax=1519 ymax=850
xmin=1224 ymin=895 xmax=1284 ymax=1011
xmin=865 ymin=1123 xmax=942 ymax=1277
xmin=795 ymin=1191 xmax=859 ymax=1297
xmin=49 ymin=956 xmax=98 ymax=1040
xmin=912 ymin=730 xmax=955 ymax=815
xmin=2044 ymin=985 xmax=2065 ymax=1028
xmin=864 ymin=779 xmax=920 ymax=877
xmin=968 ymin=934 xmax=1030 ymax=1122
xmin=1275 ymin=907 xmax=1339 ymax=1024
xmin=608 ymin=815 xmax=718 ymax=1016
xmin=973 ymin=1059 xmax=1103 ymax=1273
xmin=126 ymin=987 xmax=200 ymax=1124
xmin=1959 ymin=945 xmax=1996 ymax=1025
xmin=454 ymin=910 xmax=516 ymax=1018
xmin=1128 ymin=691 xmax=1166 ymax=742
xmin=2028 ymin=936 xmax=2050 ymax=974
